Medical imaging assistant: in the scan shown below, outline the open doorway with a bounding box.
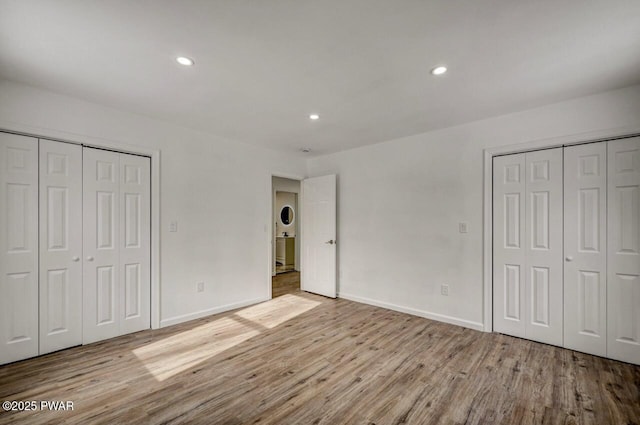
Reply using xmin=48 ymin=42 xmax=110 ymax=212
xmin=272 ymin=176 xmax=301 ymax=298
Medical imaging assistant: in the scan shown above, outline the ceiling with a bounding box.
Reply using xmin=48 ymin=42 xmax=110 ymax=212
xmin=1 ymin=0 xmax=639 ymax=156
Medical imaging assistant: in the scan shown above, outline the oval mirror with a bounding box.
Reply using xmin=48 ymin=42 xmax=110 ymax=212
xmin=280 ymin=205 xmax=294 ymax=226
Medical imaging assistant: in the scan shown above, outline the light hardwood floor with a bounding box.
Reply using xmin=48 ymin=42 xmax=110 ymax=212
xmin=272 ymin=271 xmax=300 ymax=298
xmin=1 ymin=293 xmax=638 ymax=425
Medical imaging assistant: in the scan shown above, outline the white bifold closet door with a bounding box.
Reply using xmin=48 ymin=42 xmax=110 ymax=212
xmin=493 ymin=148 xmax=563 ymax=346
xmin=0 ymin=133 xmax=39 ymax=364
xmin=563 ymin=142 xmax=607 ymax=357
xmin=495 ymin=138 xmax=640 ymax=365
xmin=607 ymin=137 xmax=640 ymax=365
xmin=39 ymin=139 xmax=83 ymax=354
xmin=83 ymin=148 xmax=150 ymax=344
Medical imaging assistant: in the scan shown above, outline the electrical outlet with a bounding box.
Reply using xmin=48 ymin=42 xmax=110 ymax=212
xmin=169 ymin=220 xmax=178 ymax=232
xmin=197 ymin=281 xmax=204 ymax=292
xmin=459 ymin=222 xmax=468 ymax=233
xmin=441 ymin=284 xmax=449 ymax=296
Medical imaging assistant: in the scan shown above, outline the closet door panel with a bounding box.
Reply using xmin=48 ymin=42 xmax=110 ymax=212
xmin=0 ymin=133 xmax=39 ymax=365
xmin=493 ymin=153 xmax=526 ymax=338
xmin=524 ymin=148 xmax=563 ymax=345
xmin=83 ymin=148 xmax=120 ymax=344
xmin=564 ymin=143 xmax=607 ymax=357
xmin=39 ymin=140 xmax=83 ymax=354
xmin=119 ymin=153 xmax=150 ymax=334
xmin=608 ymin=136 xmax=640 ymax=364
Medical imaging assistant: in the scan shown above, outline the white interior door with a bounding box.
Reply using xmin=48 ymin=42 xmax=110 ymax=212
xmin=39 ymin=139 xmax=83 ymax=354
xmin=83 ymin=148 xmax=150 ymax=344
xmin=607 ymin=136 xmax=640 ymax=365
xmin=493 ymin=153 xmax=526 ymax=338
xmin=563 ymin=142 xmax=607 ymax=357
xmin=301 ymin=174 xmax=336 ymax=298
xmin=493 ymin=149 xmax=563 ymax=345
xmin=0 ymin=133 xmax=39 ymax=365
xmin=83 ymin=148 xmax=121 ymax=344
xmin=119 ymin=153 xmax=150 ymax=335
xmin=524 ymin=148 xmax=563 ymax=346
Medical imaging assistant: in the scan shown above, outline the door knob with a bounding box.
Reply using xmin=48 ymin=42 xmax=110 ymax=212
xmin=72 ymin=256 xmax=80 ymax=262
xmin=565 ymin=256 xmax=573 ymax=262
xmin=86 ymin=256 xmax=94 ymax=262
xmin=325 ymin=239 xmax=335 ymax=245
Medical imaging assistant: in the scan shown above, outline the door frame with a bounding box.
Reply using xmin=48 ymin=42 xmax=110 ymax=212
xmin=0 ymin=122 xmax=162 ymax=329
xmin=482 ymin=125 xmax=640 ymax=333
xmin=268 ymin=172 xmax=305 ymax=299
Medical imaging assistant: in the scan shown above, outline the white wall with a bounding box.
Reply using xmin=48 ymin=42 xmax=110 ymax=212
xmin=308 ymin=84 xmax=640 ymax=330
xmin=0 ymin=79 xmax=307 ymax=327
xmin=3 ymin=78 xmax=639 ymax=333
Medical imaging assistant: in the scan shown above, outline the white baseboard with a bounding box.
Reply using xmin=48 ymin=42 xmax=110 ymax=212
xmin=159 ymin=297 xmax=269 ymax=328
xmin=338 ymin=292 xmax=484 ymax=332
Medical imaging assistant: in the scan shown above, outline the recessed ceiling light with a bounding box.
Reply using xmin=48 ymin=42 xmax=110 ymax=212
xmin=309 ymin=114 xmax=320 ymax=120
xmin=176 ymin=56 xmax=195 ymax=66
xmin=431 ymin=66 xmax=447 ymax=76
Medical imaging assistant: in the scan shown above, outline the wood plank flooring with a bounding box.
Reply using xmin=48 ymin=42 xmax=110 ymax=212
xmin=272 ymin=271 xmax=300 ymax=298
xmin=1 ymin=293 xmax=638 ymax=425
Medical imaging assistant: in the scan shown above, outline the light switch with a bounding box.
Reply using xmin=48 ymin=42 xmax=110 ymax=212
xmin=459 ymin=222 xmax=468 ymax=233
xmin=169 ymin=220 xmax=178 ymax=232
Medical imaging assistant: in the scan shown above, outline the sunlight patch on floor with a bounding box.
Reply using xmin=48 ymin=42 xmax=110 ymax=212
xmin=133 ymin=294 xmax=322 ymax=381
xmin=133 ymin=316 xmax=259 ymax=381
xmin=234 ymin=293 xmax=322 ymax=329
